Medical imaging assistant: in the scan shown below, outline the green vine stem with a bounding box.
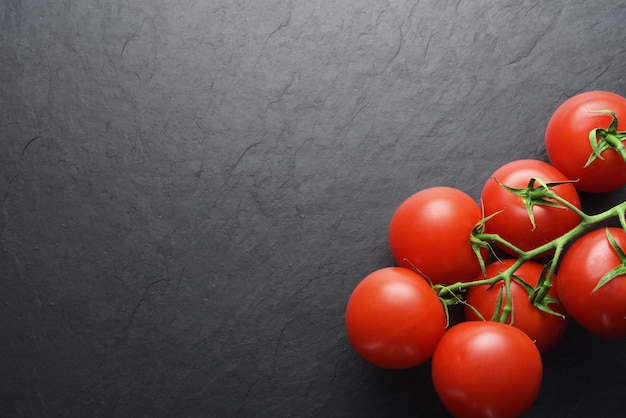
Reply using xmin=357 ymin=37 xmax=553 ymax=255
xmin=434 ymin=185 xmax=626 ymax=324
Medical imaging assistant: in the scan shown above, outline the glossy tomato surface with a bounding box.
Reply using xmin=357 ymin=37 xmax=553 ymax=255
xmin=388 ymin=187 xmax=483 ymax=285
xmin=481 ymin=159 xmax=581 ymax=256
xmin=345 ymin=267 xmax=447 ymax=369
xmin=556 ymin=227 xmax=626 ymax=338
xmin=465 ymin=259 xmax=568 ymax=353
xmin=545 ymin=90 xmax=626 ymax=193
xmin=431 ymin=321 xmax=542 ymax=418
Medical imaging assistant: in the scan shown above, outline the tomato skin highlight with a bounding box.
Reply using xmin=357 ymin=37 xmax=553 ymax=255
xmin=388 ymin=187 xmax=484 ymax=285
xmin=345 ymin=267 xmax=447 ymax=369
xmin=556 ymin=227 xmax=626 ymax=338
xmin=431 ymin=321 xmax=543 ymax=418
xmin=465 ymin=259 xmax=568 ymax=353
xmin=545 ymin=90 xmax=626 ymax=193
xmin=481 ymin=159 xmax=581 ymax=256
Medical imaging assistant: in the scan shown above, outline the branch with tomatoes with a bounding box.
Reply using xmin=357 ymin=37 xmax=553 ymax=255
xmin=344 ymin=91 xmax=626 ymax=418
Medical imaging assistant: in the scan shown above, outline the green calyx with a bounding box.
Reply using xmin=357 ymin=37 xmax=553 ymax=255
xmin=585 ymin=109 xmax=626 ymax=167
xmin=519 ymin=266 xmax=565 ymax=319
xmin=493 ymin=177 xmax=578 ymax=230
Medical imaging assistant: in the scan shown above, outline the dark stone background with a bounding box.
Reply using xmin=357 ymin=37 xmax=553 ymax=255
xmin=2 ymin=1 xmax=626 ymax=417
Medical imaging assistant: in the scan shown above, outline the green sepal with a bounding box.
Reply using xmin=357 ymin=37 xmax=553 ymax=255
xmin=528 ymin=262 xmax=553 ymax=303
xmin=533 ymin=295 xmax=566 ymax=319
xmin=464 ymin=300 xmax=486 ymax=322
xmin=514 ymin=271 xmax=566 ymax=319
xmin=434 ymin=284 xmax=472 ymax=328
xmin=459 ymin=300 xmax=485 ymax=321
xmin=469 ymin=210 xmax=504 ymax=276
xmin=584 ymin=109 xmax=626 ymax=168
xmin=592 ymin=229 xmax=626 ymax=293
xmin=403 ymin=257 xmax=434 ymax=287
xmin=495 ymin=177 xmax=577 ymax=230
xmin=591 ymin=265 xmax=626 ymax=293
xmin=607 ymin=227 xmax=626 ymax=259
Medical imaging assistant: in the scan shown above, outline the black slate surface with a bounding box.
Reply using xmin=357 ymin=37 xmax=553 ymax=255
xmin=2 ymin=1 xmax=626 ymax=417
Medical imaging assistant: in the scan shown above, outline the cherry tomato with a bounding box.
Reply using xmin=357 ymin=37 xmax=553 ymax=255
xmin=388 ymin=187 xmax=484 ymax=285
xmin=556 ymin=227 xmax=626 ymax=338
xmin=431 ymin=321 xmax=542 ymax=418
xmin=345 ymin=267 xmax=447 ymax=369
xmin=464 ymin=259 xmax=568 ymax=353
xmin=545 ymin=90 xmax=626 ymax=193
xmin=481 ymin=159 xmax=581 ymax=256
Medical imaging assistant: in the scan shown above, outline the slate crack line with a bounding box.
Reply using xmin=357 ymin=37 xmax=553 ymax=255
xmin=126 ymin=278 xmax=167 ymax=329
xmin=20 ymin=136 xmax=41 ymax=158
xmin=236 ymin=378 xmax=260 ymax=417
xmin=381 ymin=27 xmax=404 ymax=74
xmin=262 ymin=9 xmax=292 ymax=51
xmin=228 ymin=140 xmax=263 ymax=174
xmin=272 ymin=319 xmax=292 ymax=374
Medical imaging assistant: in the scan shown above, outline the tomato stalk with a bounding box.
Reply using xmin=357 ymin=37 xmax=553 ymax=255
xmin=499 ymin=276 xmax=513 ymax=324
xmin=435 ymin=181 xmax=626 ymax=322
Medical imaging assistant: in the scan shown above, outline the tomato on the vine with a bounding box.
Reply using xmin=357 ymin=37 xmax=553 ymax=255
xmin=345 ymin=267 xmax=447 ymax=369
xmin=556 ymin=227 xmax=626 ymax=338
xmin=481 ymin=159 xmax=581 ymax=256
xmin=464 ymin=259 xmax=568 ymax=353
xmin=431 ymin=321 xmax=542 ymax=418
xmin=545 ymin=90 xmax=626 ymax=193
xmin=388 ymin=187 xmax=484 ymax=285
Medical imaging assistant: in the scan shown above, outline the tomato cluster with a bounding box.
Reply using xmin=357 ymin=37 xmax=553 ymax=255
xmin=344 ymin=91 xmax=626 ymax=417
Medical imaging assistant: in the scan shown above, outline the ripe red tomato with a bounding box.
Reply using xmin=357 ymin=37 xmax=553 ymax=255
xmin=481 ymin=159 xmax=581 ymax=256
xmin=545 ymin=91 xmax=626 ymax=193
xmin=556 ymin=227 xmax=626 ymax=338
xmin=388 ymin=187 xmax=484 ymax=285
xmin=345 ymin=267 xmax=447 ymax=369
xmin=431 ymin=321 xmax=542 ymax=418
xmin=464 ymin=259 xmax=568 ymax=353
